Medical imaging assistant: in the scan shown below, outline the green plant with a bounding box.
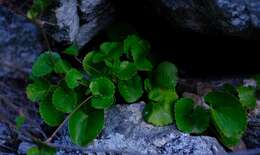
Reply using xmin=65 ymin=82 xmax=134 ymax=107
xmin=27 ymin=145 xmax=56 ymax=155
xmin=27 ymin=0 xmax=51 ymax=20
xmin=175 ymin=98 xmax=209 ymax=134
xmin=204 ymin=91 xmax=247 ymax=147
xmin=26 ymin=34 xmax=258 ymax=154
xmin=175 ymin=82 xmax=256 ymax=147
xmin=26 ymin=35 xmax=163 ymax=151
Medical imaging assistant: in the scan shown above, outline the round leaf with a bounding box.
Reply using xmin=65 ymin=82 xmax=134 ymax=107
xmin=143 ymin=101 xmax=174 ymax=126
xmin=134 ymin=58 xmax=153 ymax=71
xmin=204 ymin=91 xmax=246 ymax=142
xmin=68 ymin=108 xmax=104 ymax=146
xmin=118 ymin=75 xmax=143 ymax=103
xmin=26 ymin=80 xmax=50 ymax=102
xmin=148 ymin=88 xmax=178 ymax=104
xmin=89 ymin=77 xmax=115 ymax=96
xmin=54 ymin=59 xmax=71 ymax=74
xmin=238 ymin=86 xmax=256 ymax=109
xmin=124 ymin=35 xmax=150 ymax=60
xmin=63 ymin=44 xmax=79 ymax=56
xmin=91 ymin=95 xmax=115 ymax=109
xmin=175 ymin=98 xmax=209 ymax=134
xmin=52 ymin=87 xmax=77 ymax=113
xmin=82 ymin=51 xmax=107 ymax=78
xmin=65 ymin=68 xmax=83 ymax=89
xmin=39 ymin=98 xmax=64 ymax=126
xmin=100 ymin=42 xmax=122 ymax=58
xmin=154 ymin=61 xmax=178 ymax=89
xmin=112 ymin=61 xmax=137 ymax=80
xmin=32 ymin=52 xmax=60 ymax=77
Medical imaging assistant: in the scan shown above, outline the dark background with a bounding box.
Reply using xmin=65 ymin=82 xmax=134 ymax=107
xmin=110 ymin=0 xmax=260 ymax=77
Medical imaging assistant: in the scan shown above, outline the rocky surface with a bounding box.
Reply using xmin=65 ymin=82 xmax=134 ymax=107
xmin=54 ymin=103 xmax=226 ymax=155
xmin=146 ymin=0 xmax=260 ymax=36
xmin=46 ymin=0 xmax=115 ymax=47
xmin=0 ymin=6 xmax=43 ymax=78
xmin=243 ymin=100 xmax=260 ymax=148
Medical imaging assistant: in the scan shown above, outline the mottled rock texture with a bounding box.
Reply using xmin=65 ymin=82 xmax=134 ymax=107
xmin=55 ymin=103 xmax=225 ymax=155
xmin=46 ymin=0 xmax=115 ymax=47
xmin=146 ymin=0 xmax=260 ymax=36
xmin=0 ymin=6 xmax=43 ymax=78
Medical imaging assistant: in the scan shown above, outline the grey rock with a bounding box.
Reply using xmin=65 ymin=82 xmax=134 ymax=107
xmin=0 ymin=123 xmax=12 ymax=146
xmin=55 ymin=103 xmax=226 ymax=155
xmin=243 ymin=101 xmax=260 ymax=148
xmin=18 ymin=142 xmax=35 ymax=154
xmin=47 ymin=0 xmax=114 ymax=47
xmin=148 ymin=0 xmax=260 ymax=36
xmin=0 ymin=6 xmax=43 ymax=78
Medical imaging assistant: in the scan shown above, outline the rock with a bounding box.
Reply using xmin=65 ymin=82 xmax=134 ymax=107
xmin=0 ymin=123 xmax=12 ymax=146
xmin=55 ymin=103 xmax=226 ymax=155
xmin=243 ymin=100 xmax=260 ymax=148
xmin=18 ymin=142 xmax=35 ymax=154
xmin=146 ymin=0 xmax=260 ymax=36
xmin=0 ymin=6 xmax=43 ymax=78
xmin=46 ymin=0 xmax=115 ymax=47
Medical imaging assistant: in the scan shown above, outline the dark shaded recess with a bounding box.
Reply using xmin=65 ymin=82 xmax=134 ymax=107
xmin=111 ymin=0 xmax=260 ymax=77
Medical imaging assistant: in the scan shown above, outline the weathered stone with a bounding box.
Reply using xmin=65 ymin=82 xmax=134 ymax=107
xmin=17 ymin=142 xmax=35 ymax=155
xmin=0 ymin=6 xmax=43 ymax=78
xmin=0 ymin=123 xmax=12 ymax=147
xmin=55 ymin=103 xmax=225 ymax=155
xmin=46 ymin=0 xmax=115 ymax=47
xmin=146 ymin=0 xmax=260 ymax=36
xmin=243 ymin=100 xmax=260 ymax=148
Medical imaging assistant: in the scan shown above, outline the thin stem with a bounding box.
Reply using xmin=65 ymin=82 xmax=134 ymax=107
xmin=45 ymin=96 xmax=92 ymax=143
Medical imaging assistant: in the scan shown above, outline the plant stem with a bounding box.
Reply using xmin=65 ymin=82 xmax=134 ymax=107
xmin=45 ymin=96 xmax=92 ymax=143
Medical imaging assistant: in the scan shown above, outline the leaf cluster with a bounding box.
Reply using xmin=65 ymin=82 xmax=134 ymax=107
xmin=26 ymin=34 xmax=258 ymax=155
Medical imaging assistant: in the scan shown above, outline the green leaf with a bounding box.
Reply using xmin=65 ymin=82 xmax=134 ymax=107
xmin=15 ymin=115 xmax=26 ymax=129
xmin=27 ymin=145 xmax=56 ymax=155
xmin=26 ymin=80 xmax=50 ymax=102
xmin=52 ymin=87 xmax=77 ymax=113
xmin=204 ymin=91 xmax=247 ymax=146
xmin=175 ymin=98 xmax=209 ymax=134
xmin=91 ymin=95 xmax=115 ymax=109
xmin=144 ymin=78 xmax=152 ymax=92
xmin=89 ymin=77 xmax=115 ymax=96
xmin=148 ymin=88 xmax=178 ymax=104
xmin=143 ymin=88 xmax=178 ymax=126
xmin=65 ymin=68 xmax=83 ymax=89
xmin=100 ymin=42 xmax=122 ymax=57
xmin=216 ymin=132 xmax=241 ymax=147
xmin=222 ymin=83 xmax=238 ymax=97
xmin=154 ymin=61 xmax=178 ymax=89
xmin=238 ymin=86 xmax=256 ymax=109
xmin=82 ymin=51 xmax=107 ymax=78
xmin=68 ymin=107 xmax=104 ymax=146
xmin=32 ymin=52 xmax=60 ymax=77
xmin=143 ymin=101 xmax=174 ymax=126
xmin=63 ymin=44 xmax=79 ymax=56
xmin=39 ymin=97 xmax=64 ymax=126
xmin=118 ymin=75 xmax=143 ymax=103
xmin=54 ymin=59 xmax=71 ymax=74
xmin=124 ymin=35 xmax=150 ymax=59
xmin=134 ymin=58 xmax=153 ymax=71
xmin=27 ymin=0 xmax=51 ymax=20
xmin=111 ymin=61 xmax=137 ymax=80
